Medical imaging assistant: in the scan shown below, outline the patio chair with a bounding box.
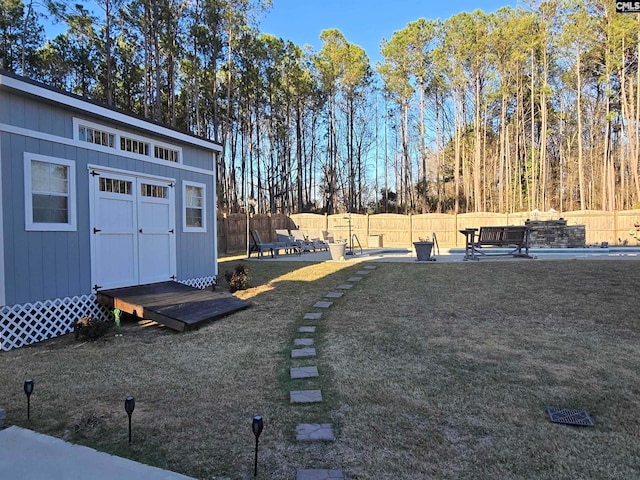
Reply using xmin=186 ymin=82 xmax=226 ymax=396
xmin=290 ymin=229 xmax=315 ymax=252
xmin=275 ymin=229 xmax=302 ymax=255
xmin=249 ymin=229 xmax=279 ymax=258
xmin=321 ymin=230 xmax=335 ymax=243
xmin=307 ymin=230 xmax=329 ymax=251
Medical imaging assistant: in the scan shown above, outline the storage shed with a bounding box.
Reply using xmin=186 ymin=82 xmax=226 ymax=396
xmin=0 ymin=70 xmax=222 ymax=350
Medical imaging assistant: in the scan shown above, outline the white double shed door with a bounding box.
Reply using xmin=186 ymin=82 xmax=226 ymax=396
xmin=89 ymin=167 xmax=177 ymax=290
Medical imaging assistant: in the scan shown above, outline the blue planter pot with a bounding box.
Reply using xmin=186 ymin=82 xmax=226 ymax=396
xmin=413 ymin=241 xmax=434 ymax=261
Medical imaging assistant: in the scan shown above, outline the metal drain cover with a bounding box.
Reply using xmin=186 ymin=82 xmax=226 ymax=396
xmin=546 ymin=407 xmax=594 ymax=427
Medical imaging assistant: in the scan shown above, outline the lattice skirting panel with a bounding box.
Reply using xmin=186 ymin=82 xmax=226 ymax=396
xmin=1 ymin=295 xmax=111 ymax=351
xmin=178 ymin=275 xmax=217 ymax=290
xmin=1 ymin=277 xmax=216 ymax=351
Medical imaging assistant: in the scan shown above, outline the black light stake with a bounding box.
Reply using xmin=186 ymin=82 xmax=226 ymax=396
xmin=124 ymin=396 xmax=135 ymax=444
xmin=252 ymin=415 xmax=264 ymax=477
xmin=24 ymin=379 xmax=34 ymax=420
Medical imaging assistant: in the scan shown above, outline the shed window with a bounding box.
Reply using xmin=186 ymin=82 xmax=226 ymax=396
xmin=79 ymin=125 xmax=115 ymax=148
xmin=154 ymin=145 xmax=179 ymax=162
xmin=25 ymin=154 xmax=77 ymax=231
xmin=141 ymin=184 xmax=168 ymax=199
xmin=121 ymin=137 xmax=150 ymax=156
xmin=100 ymin=178 xmax=132 ymax=195
xmin=183 ymin=181 xmax=206 ymax=232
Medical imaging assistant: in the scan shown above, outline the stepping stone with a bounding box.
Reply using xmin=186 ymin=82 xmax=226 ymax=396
xmin=336 ymin=284 xmax=353 ymax=290
xmin=324 ymin=291 xmax=344 ymax=299
xmin=313 ymin=301 xmax=333 ymax=309
xmin=363 ymin=265 xmax=377 ymax=270
xmin=355 ymin=270 xmax=370 ymax=275
xmin=292 ymin=348 xmax=316 ymax=359
xmin=294 ymin=338 xmax=314 ymax=346
xmin=290 ymin=366 xmax=319 ymax=379
xmin=296 ymin=469 xmax=345 ymax=480
xmin=290 ymin=389 xmax=323 ymax=403
xmin=347 ymin=276 xmax=362 ymax=282
xmin=296 ymin=423 xmax=335 ymax=441
xmin=304 ymin=312 xmax=322 ymax=320
xmin=298 ymin=326 xmax=316 ymax=333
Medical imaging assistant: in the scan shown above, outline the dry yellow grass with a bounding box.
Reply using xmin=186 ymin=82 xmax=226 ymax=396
xmin=1 ymin=258 xmax=639 ymax=479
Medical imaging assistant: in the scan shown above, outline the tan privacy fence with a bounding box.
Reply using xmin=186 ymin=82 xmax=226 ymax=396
xmin=216 ymin=213 xmax=295 ymax=253
xmin=217 ymin=210 xmax=640 ymax=253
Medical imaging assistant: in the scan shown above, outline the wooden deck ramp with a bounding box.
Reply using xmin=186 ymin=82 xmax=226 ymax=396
xmin=96 ymin=281 xmax=250 ymax=332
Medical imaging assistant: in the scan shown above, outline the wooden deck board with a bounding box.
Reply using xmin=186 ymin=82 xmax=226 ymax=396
xmin=96 ymin=281 xmax=250 ymax=332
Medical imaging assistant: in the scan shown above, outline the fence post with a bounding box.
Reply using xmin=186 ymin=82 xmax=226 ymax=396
xmin=246 ymin=214 xmax=251 ymax=254
xmin=225 ymin=213 xmax=230 ymax=254
xmin=366 ymin=213 xmax=370 ymax=239
xmin=409 ymin=214 xmax=413 ymax=245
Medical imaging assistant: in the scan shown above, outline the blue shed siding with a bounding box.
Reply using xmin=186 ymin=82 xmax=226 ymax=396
xmin=175 ymin=172 xmax=217 ymax=280
xmin=1 ymin=133 xmax=90 ymax=305
xmin=0 ymin=92 xmax=68 ymax=139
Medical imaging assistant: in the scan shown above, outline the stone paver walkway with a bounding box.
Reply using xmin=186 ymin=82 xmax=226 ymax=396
xmin=296 ymin=469 xmax=345 ymax=480
xmin=290 ymin=264 xmax=377 ymax=477
xmin=292 ymin=348 xmax=316 ymax=359
xmin=313 ymin=301 xmax=334 ymax=308
xmin=296 ymin=423 xmax=335 ymax=441
xmin=290 ymin=390 xmax=323 ymax=403
xmin=324 ymin=291 xmax=344 ymax=299
xmin=290 ymin=366 xmax=319 ymax=379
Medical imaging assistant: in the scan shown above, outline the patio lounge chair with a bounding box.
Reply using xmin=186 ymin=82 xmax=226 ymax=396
xmin=275 ymin=229 xmax=302 ymax=255
xmin=249 ymin=229 xmax=279 ymax=258
xmin=290 ymin=229 xmax=315 ymax=252
xmin=307 ymin=230 xmax=329 ymax=251
xmin=321 ymin=230 xmax=335 ymax=243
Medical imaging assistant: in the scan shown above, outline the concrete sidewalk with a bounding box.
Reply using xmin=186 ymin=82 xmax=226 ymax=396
xmin=0 ymin=426 xmax=196 ymax=480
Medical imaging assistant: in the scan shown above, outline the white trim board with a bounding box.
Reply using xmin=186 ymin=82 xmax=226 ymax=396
xmin=87 ymin=165 xmax=176 ymax=184
xmin=0 ymin=73 xmax=222 ymax=152
xmin=0 ymin=135 xmax=5 ymax=305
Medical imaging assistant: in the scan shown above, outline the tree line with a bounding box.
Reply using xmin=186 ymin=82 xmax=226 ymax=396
xmin=2 ymin=0 xmax=639 ymax=214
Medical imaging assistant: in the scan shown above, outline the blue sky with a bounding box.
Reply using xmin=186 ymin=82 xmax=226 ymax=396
xmin=259 ymin=0 xmax=522 ymax=64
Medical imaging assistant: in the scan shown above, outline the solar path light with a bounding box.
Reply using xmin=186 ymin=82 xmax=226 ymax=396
xmin=24 ymin=379 xmax=34 ymax=420
xmin=125 ymin=396 xmax=135 ymax=444
xmin=252 ymin=415 xmax=264 ymax=477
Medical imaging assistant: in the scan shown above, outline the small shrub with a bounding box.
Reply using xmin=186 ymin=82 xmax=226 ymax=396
xmin=225 ymin=264 xmax=249 ymax=293
xmin=74 ymin=315 xmax=111 ymax=340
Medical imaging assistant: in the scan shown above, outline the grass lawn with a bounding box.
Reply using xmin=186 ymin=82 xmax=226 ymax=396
xmin=1 ymin=258 xmax=639 ymax=479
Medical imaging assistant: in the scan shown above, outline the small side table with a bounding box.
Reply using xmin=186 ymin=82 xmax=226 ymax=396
xmin=459 ymin=228 xmax=478 ymax=260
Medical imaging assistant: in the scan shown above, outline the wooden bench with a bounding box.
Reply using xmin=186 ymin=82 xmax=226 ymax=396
xmin=459 ymin=226 xmax=531 ymax=260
